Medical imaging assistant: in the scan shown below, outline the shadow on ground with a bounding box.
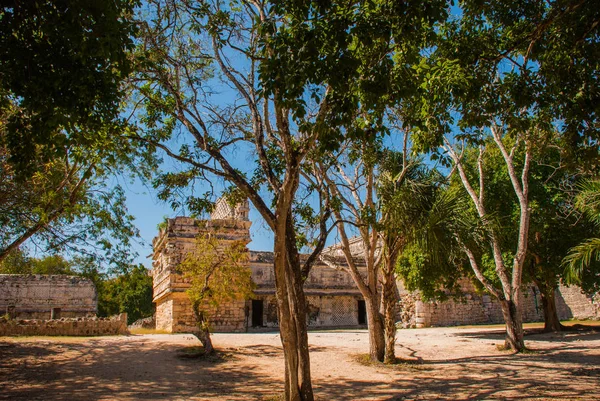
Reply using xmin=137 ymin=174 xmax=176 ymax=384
xmin=0 ymin=337 xmax=279 ymax=401
xmin=1 ymin=328 xmax=598 ymax=401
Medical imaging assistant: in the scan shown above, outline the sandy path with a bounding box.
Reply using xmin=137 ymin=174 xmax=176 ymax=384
xmin=1 ymin=326 xmax=599 ymax=400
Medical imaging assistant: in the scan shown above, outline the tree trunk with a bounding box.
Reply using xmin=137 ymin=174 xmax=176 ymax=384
xmin=539 ymin=287 xmax=565 ymax=332
xmin=273 ymin=208 xmax=314 ymax=401
xmin=365 ymin=297 xmax=385 ymax=362
xmin=192 ymin=304 xmax=214 ymax=355
xmin=500 ymin=299 xmax=525 ymax=352
xmin=382 ymin=265 xmax=398 ymax=364
xmin=194 ymin=325 xmax=214 ymax=355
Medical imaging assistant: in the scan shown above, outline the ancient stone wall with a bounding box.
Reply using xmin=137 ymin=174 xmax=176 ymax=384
xmin=556 ymin=285 xmax=600 ymax=320
xmin=0 ymin=313 xmax=128 ymax=336
xmin=0 ymin=275 xmax=97 ymax=319
xmin=400 ymin=280 xmax=599 ymax=328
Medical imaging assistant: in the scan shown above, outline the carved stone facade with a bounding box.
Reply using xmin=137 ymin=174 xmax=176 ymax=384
xmin=0 ymin=274 xmax=97 ymax=319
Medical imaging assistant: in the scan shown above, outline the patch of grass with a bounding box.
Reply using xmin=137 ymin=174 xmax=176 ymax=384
xmin=521 ymin=347 xmax=540 ymax=355
xmin=495 ymin=343 xmax=513 ymax=352
xmin=261 ymin=394 xmax=284 ymax=401
xmin=352 ymin=353 xmax=430 ymax=371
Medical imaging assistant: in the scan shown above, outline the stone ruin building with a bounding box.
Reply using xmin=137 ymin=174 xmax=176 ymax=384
xmin=152 ymin=198 xmax=367 ymax=332
xmin=0 ymin=274 xmax=97 ymax=319
xmin=152 ymin=199 xmax=600 ymax=333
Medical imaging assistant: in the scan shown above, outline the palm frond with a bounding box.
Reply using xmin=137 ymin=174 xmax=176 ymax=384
xmin=575 ymin=179 xmax=600 ymax=225
xmin=562 ymin=237 xmax=600 ymax=284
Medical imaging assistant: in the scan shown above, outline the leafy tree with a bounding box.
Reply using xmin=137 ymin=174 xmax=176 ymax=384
xmin=405 ymin=140 xmax=596 ymax=333
xmin=0 ymin=248 xmax=32 ymax=274
xmin=406 ymin=0 xmax=600 ymax=351
xmin=0 ymin=1 xmax=153 ymax=268
xmin=97 ymin=264 xmax=154 ymax=324
xmin=0 ymin=141 xmax=142 ymax=267
xmin=319 ymin=133 xmax=459 ymax=363
xmin=130 ymin=1 xmax=344 ymax=397
xmin=179 ymin=234 xmax=253 ymax=355
xmin=263 ymin=0 xmax=446 ymax=375
xmin=0 ymin=251 xmax=75 ymax=275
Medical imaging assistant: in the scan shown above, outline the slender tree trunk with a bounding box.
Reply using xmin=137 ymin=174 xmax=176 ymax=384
xmin=365 ymin=297 xmax=385 ymax=362
xmin=192 ymin=303 xmax=214 ymax=355
xmin=499 ymin=298 xmax=525 ymax=351
xmin=539 ymin=287 xmax=565 ymax=332
xmin=273 ymin=204 xmax=314 ymax=401
xmin=382 ymin=264 xmax=398 ymax=364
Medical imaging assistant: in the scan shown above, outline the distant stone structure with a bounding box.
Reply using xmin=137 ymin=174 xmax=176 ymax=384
xmin=0 ymin=275 xmax=97 ymax=319
xmin=152 ymin=199 xmax=599 ymax=333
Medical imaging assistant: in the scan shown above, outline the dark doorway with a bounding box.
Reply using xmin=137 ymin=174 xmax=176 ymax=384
xmin=357 ymin=300 xmax=366 ymax=325
xmin=252 ymin=299 xmax=264 ymax=327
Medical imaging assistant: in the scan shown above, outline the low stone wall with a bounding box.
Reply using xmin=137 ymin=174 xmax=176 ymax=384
xmin=0 ymin=313 xmax=128 ymax=336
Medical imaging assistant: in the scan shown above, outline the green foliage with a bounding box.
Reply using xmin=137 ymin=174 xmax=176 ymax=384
xmin=411 ymin=1 xmax=599 ymax=158
xmin=563 ymin=179 xmax=600 ymax=294
xmin=261 ymin=0 xmax=448 ymax=152
xmin=0 ymin=250 xmax=74 ymax=275
xmin=97 ymin=264 xmax=154 ymax=324
xmin=0 ymin=144 xmax=142 ymax=268
xmin=0 ymin=0 xmax=139 ymax=173
xmin=179 ymin=234 xmax=254 ymax=331
xmin=181 ymin=234 xmax=254 ymax=307
xmin=395 ymin=185 xmax=470 ymax=300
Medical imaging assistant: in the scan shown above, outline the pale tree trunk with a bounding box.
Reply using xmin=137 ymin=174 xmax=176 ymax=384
xmin=446 ymin=132 xmax=531 ymax=352
xmin=499 ymin=299 xmax=524 ymax=351
xmin=381 ymin=248 xmax=400 ymax=364
xmin=382 ymin=265 xmax=397 ymax=364
xmin=318 ymin=151 xmax=387 ymax=362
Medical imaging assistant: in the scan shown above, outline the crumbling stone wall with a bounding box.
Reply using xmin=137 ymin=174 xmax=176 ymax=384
xmin=0 ymin=275 xmax=97 ymax=319
xmin=0 ymin=313 xmax=128 ymax=336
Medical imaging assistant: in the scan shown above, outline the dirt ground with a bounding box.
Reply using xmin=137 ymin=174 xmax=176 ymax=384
xmin=1 ymin=324 xmax=599 ymax=401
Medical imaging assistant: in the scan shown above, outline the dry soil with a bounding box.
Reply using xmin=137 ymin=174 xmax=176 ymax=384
xmin=1 ymin=324 xmax=599 ymax=400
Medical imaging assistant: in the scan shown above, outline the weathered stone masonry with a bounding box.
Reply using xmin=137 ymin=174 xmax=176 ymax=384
xmin=0 ymin=274 xmax=97 ymax=319
xmin=0 ymin=313 xmax=128 ymax=336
